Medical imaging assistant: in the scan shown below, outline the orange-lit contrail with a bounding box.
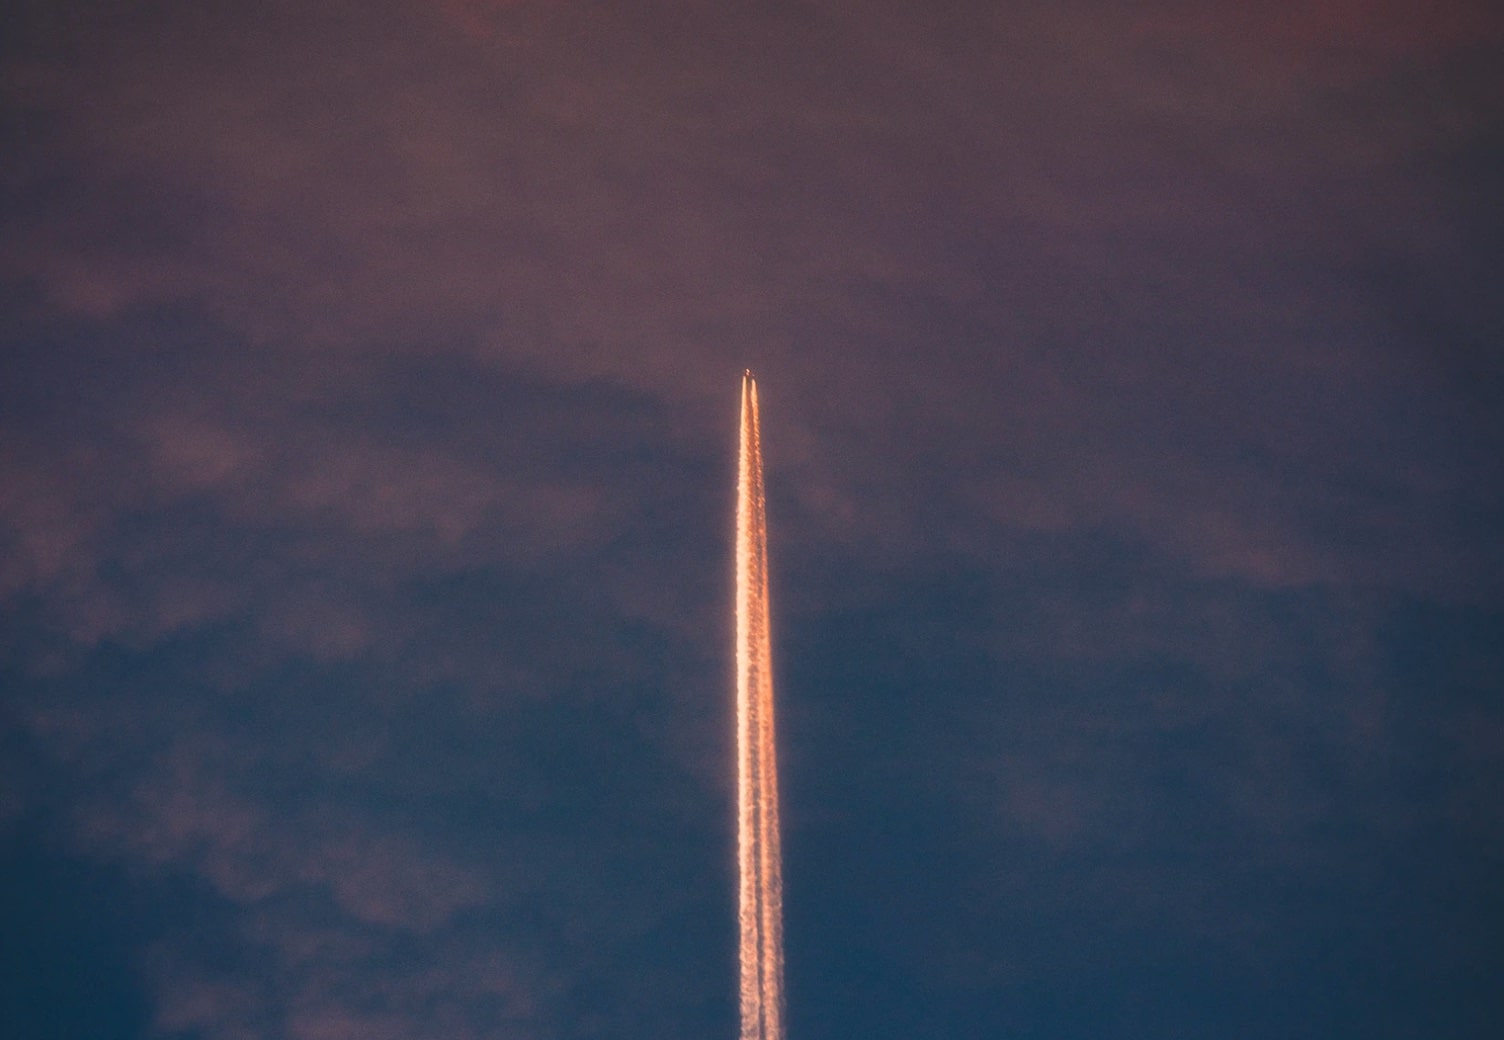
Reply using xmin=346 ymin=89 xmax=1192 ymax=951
xmin=737 ymin=370 xmax=784 ymax=1040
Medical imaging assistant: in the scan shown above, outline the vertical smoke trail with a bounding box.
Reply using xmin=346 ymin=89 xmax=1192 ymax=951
xmin=737 ymin=370 xmax=784 ymax=1040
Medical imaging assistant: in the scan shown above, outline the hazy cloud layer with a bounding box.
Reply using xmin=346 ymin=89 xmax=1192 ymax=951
xmin=3 ymin=1 xmax=1502 ymax=1038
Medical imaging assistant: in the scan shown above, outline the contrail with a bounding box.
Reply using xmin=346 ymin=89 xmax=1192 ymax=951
xmin=736 ymin=370 xmax=784 ymax=1040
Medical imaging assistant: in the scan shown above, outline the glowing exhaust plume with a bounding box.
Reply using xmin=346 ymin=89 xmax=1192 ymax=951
xmin=736 ymin=370 xmax=784 ymax=1040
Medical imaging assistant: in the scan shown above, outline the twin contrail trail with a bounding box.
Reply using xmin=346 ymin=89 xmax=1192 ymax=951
xmin=736 ymin=370 xmax=785 ymax=1040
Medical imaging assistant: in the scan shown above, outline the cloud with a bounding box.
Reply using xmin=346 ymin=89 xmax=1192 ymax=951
xmin=2 ymin=3 xmax=1501 ymax=1038
xmin=6 ymin=3 xmax=1496 ymax=579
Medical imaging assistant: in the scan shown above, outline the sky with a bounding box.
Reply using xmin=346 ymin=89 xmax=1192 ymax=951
xmin=2 ymin=1 xmax=1502 ymax=1038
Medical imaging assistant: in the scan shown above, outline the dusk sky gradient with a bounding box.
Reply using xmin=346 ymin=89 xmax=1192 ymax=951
xmin=3 ymin=2 xmax=1503 ymax=1038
